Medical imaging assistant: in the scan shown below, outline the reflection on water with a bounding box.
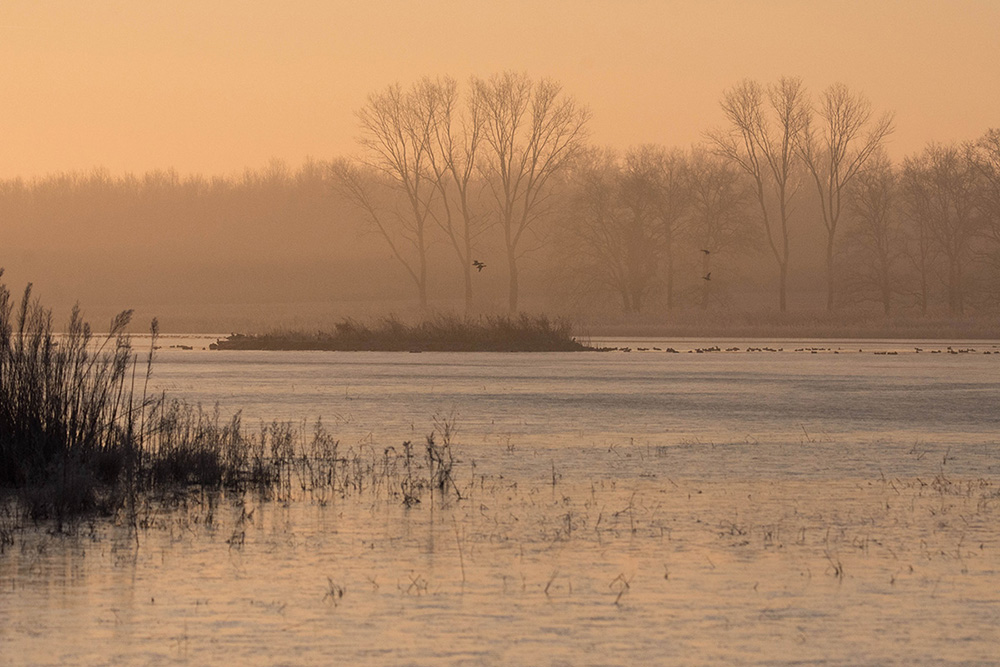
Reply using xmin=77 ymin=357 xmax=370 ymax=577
xmin=2 ymin=340 xmax=999 ymax=664
xmin=146 ymin=337 xmax=1000 ymax=448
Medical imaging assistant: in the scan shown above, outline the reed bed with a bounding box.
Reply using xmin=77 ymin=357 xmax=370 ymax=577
xmin=0 ymin=273 xmax=463 ymax=523
xmin=210 ymin=313 xmax=590 ymax=351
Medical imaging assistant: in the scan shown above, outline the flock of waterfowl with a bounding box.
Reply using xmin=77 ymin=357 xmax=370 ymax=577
xmin=602 ymin=345 xmax=998 ymax=355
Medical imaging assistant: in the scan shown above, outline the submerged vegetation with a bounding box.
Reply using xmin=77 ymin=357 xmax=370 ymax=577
xmin=0 ymin=274 xmax=463 ymax=523
xmin=210 ymin=314 xmax=590 ymax=351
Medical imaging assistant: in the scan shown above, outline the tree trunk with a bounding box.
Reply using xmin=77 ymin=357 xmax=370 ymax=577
xmin=620 ymin=290 xmax=632 ymax=314
xmin=700 ymin=252 xmax=711 ymax=309
xmin=778 ymin=262 xmax=788 ymax=313
xmin=418 ymin=231 xmax=429 ymax=312
xmin=418 ymin=279 xmax=428 ymax=312
xmin=950 ymin=259 xmax=964 ymax=316
xmin=881 ymin=265 xmax=891 ymax=316
xmin=463 ymin=265 xmax=473 ymax=315
xmin=948 ymin=257 xmax=958 ymax=315
xmin=919 ymin=271 xmax=928 ymax=316
xmin=665 ymin=247 xmax=674 ymax=311
xmin=507 ymin=246 xmax=519 ymax=314
xmin=826 ymin=232 xmax=836 ymax=311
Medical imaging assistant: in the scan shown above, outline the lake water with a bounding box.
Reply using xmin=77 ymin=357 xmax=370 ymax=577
xmin=2 ymin=338 xmax=1000 ymax=665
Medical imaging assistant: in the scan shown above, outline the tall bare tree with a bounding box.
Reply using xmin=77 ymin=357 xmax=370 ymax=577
xmin=330 ymin=160 xmax=429 ymax=307
xmin=473 ymin=72 xmax=590 ymax=313
xmin=799 ymin=83 xmax=894 ymax=310
xmin=843 ymin=151 xmax=904 ymax=315
xmin=561 ymin=148 xmax=661 ymax=313
xmin=415 ymin=77 xmax=487 ymax=313
xmin=901 ymin=182 xmax=936 ymax=316
xmin=709 ymin=77 xmax=808 ymax=312
xmin=975 ymin=129 xmax=1000 ymax=224
xmin=686 ymin=149 xmax=755 ymax=308
xmin=902 ymin=143 xmax=980 ymax=315
xmin=333 ymin=83 xmax=437 ymax=310
xmin=626 ymin=145 xmax=689 ymax=310
xmin=971 ymin=129 xmax=1000 ymax=297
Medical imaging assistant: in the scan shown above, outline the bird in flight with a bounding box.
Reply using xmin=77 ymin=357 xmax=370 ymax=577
xmin=702 ymin=272 xmax=711 ymax=281
xmin=472 ymin=260 xmax=486 ymax=272
xmin=700 ymin=249 xmax=711 ymax=255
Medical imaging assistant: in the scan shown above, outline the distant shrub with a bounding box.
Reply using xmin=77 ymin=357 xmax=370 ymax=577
xmin=211 ymin=313 xmax=591 ymax=351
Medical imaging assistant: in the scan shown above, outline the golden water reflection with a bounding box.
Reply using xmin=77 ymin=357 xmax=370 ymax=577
xmin=3 ymin=443 xmax=999 ymax=665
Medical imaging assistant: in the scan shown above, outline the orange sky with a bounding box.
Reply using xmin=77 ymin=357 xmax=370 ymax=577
xmin=1 ymin=0 xmax=998 ymax=179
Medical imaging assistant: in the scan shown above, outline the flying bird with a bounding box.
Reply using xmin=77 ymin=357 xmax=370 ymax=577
xmin=700 ymin=249 xmax=711 ymax=255
xmin=702 ymin=272 xmax=711 ymax=281
xmin=472 ymin=260 xmax=486 ymax=272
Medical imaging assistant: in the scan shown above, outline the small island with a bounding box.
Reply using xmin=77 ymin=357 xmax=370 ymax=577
xmin=210 ymin=314 xmax=593 ymax=352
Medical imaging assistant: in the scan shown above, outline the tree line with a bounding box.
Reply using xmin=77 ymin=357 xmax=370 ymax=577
xmin=1 ymin=72 xmax=998 ymax=322
xmin=336 ymin=72 xmax=1000 ymax=317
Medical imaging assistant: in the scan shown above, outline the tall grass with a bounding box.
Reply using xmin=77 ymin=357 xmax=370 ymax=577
xmin=0 ymin=273 xmax=466 ymax=522
xmin=0 ymin=274 xmax=144 ymax=515
xmin=211 ymin=313 xmax=590 ymax=351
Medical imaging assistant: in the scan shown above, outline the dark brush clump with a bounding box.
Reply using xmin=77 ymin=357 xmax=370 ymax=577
xmin=211 ymin=314 xmax=591 ymax=352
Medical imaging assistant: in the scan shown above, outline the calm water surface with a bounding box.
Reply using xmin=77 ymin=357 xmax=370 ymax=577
xmin=2 ymin=338 xmax=999 ymax=665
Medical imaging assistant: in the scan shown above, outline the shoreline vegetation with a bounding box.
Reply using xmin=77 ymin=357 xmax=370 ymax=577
xmin=209 ymin=314 xmax=591 ymax=351
xmin=0 ymin=275 xmax=462 ymax=527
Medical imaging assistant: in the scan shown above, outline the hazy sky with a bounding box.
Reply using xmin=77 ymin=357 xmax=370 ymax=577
xmin=1 ymin=0 xmax=998 ymax=179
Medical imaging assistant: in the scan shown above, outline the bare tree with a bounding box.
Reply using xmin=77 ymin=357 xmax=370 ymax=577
xmin=974 ymin=129 xmax=1000 ymax=227
xmin=901 ymin=143 xmax=980 ymax=315
xmin=971 ymin=128 xmax=1000 ymax=298
xmin=473 ymin=72 xmax=590 ymax=313
xmin=333 ymin=84 xmax=436 ymax=310
xmin=330 ymin=160 xmax=431 ymax=307
xmin=709 ymin=77 xmax=808 ymax=312
xmin=415 ymin=77 xmax=487 ymax=313
xmin=561 ymin=148 xmax=660 ymax=313
xmin=901 ymin=184 xmax=937 ymax=316
xmin=799 ymin=83 xmax=894 ymax=311
xmin=686 ymin=149 xmax=755 ymax=308
xmin=626 ymin=145 xmax=689 ymax=310
xmin=842 ymin=151 xmax=904 ymax=314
